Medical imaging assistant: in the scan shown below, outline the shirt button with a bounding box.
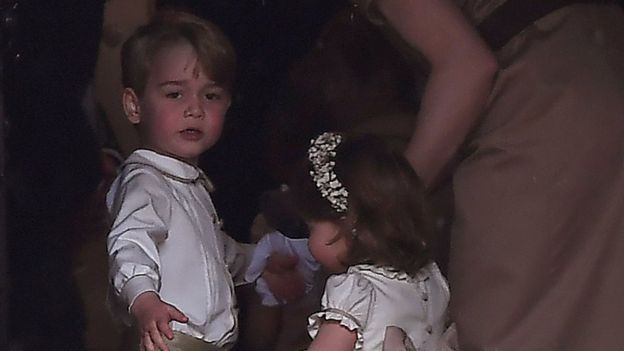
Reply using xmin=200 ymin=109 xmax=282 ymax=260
xmin=426 ymin=325 xmax=433 ymax=334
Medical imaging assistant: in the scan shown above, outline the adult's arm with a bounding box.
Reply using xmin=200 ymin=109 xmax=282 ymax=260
xmin=375 ymin=0 xmax=498 ymax=186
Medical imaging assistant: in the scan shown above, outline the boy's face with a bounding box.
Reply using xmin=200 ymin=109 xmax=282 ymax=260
xmin=123 ymin=42 xmax=230 ymax=165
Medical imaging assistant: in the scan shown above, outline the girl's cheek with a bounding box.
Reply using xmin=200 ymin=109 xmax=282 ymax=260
xmin=308 ymin=239 xmax=326 ymax=263
xmin=308 ymin=240 xmax=333 ymax=270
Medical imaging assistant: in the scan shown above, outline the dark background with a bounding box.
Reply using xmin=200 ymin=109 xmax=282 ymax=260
xmin=0 ymin=0 xmax=352 ymax=349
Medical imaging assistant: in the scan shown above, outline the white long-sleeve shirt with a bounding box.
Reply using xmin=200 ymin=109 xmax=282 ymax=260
xmin=107 ymin=149 xmax=253 ymax=347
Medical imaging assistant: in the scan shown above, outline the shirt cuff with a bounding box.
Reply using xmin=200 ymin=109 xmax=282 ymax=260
xmin=122 ymin=275 xmax=159 ymax=311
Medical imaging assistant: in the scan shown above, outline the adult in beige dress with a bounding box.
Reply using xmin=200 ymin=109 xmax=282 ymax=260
xmin=362 ymin=0 xmax=624 ymax=350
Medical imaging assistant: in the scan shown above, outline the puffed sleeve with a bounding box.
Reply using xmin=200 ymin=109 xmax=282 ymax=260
xmin=243 ymin=231 xmax=295 ymax=306
xmin=244 ymin=231 xmax=294 ymax=283
xmin=308 ymin=272 xmax=375 ymax=350
xmin=106 ymin=170 xmax=171 ymax=310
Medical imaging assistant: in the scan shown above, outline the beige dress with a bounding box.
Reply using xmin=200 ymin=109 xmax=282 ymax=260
xmin=449 ymin=1 xmax=624 ymax=350
xmin=308 ymin=264 xmax=451 ymax=351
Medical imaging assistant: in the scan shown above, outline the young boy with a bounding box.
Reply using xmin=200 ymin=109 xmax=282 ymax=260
xmin=107 ymin=11 xmax=252 ymax=351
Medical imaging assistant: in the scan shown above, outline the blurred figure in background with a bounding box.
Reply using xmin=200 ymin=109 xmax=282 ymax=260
xmin=359 ymin=0 xmax=624 ymax=349
xmin=3 ymin=1 xmax=104 ymax=349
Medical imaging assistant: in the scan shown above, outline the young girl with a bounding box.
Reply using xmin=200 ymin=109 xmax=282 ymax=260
xmin=289 ymin=132 xmax=455 ymax=351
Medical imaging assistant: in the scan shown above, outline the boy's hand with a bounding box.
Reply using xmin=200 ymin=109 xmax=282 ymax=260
xmin=262 ymin=253 xmax=305 ymax=303
xmin=131 ymin=291 xmax=188 ymax=351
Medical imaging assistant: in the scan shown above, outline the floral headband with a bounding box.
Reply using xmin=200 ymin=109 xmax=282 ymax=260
xmin=308 ymin=132 xmax=349 ymax=213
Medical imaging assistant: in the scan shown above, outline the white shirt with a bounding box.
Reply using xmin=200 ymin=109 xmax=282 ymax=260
xmin=107 ymin=149 xmax=253 ymax=347
xmin=308 ymin=263 xmax=450 ymax=351
xmin=245 ymin=231 xmax=320 ymax=306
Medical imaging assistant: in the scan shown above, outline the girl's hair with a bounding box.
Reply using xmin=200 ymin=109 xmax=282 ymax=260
xmin=121 ymin=10 xmax=236 ymax=96
xmin=290 ymin=133 xmax=434 ymax=276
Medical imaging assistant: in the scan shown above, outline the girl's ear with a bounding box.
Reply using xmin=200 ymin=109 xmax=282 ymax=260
xmin=341 ymin=212 xmax=358 ymax=229
xmin=338 ymin=213 xmax=359 ymax=239
xmin=122 ymin=88 xmax=141 ymax=124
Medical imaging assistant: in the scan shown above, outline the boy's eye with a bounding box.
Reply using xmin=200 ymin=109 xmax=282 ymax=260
xmin=205 ymin=92 xmax=221 ymax=101
xmin=166 ymin=92 xmax=182 ymax=99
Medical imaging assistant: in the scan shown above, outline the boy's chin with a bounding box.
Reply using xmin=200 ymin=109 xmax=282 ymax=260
xmin=156 ymin=150 xmax=201 ymax=165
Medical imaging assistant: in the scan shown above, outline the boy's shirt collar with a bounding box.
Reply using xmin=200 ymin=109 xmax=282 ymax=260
xmin=128 ymin=148 xmax=214 ymax=191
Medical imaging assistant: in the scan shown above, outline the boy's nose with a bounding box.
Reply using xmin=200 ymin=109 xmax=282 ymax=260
xmin=184 ymin=100 xmax=203 ymax=118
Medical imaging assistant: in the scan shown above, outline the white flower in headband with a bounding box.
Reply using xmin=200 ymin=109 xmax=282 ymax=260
xmin=308 ymin=132 xmax=349 ymax=213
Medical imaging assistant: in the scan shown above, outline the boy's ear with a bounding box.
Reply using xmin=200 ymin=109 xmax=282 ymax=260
xmin=122 ymin=88 xmax=141 ymax=124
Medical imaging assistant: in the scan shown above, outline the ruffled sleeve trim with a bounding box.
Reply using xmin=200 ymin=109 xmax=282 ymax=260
xmin=308 ymin=308 xmax=365 ymax=350
xmin=353 ymin=262 xmax=442 ymax=283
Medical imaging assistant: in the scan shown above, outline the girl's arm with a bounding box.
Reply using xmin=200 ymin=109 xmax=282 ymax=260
xmin=375 ymin=0 xmax=498 ymax=187
xmin=307 ymin=321 xmax=358 ymax=351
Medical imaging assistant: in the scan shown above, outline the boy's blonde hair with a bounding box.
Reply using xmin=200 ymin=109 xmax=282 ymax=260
xmin=121 ymin=10 xmax=236 ymax=96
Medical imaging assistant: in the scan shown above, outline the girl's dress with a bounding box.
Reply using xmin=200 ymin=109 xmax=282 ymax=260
xmin=308 ymin=263 xmax=452 ymax=351
xmin=449 ymin=1 xmax=624 ymax=349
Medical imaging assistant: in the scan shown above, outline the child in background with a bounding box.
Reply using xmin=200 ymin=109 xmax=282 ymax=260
xmin=107 ymin=11 xmax=250 ymax=351
xmin=246 ymin=185 xmax=320 ymax=307
xmin=290 ymin=132 xmax=455 ymax=351
xmin=242 ymin=185 xmax=323 ymax=351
